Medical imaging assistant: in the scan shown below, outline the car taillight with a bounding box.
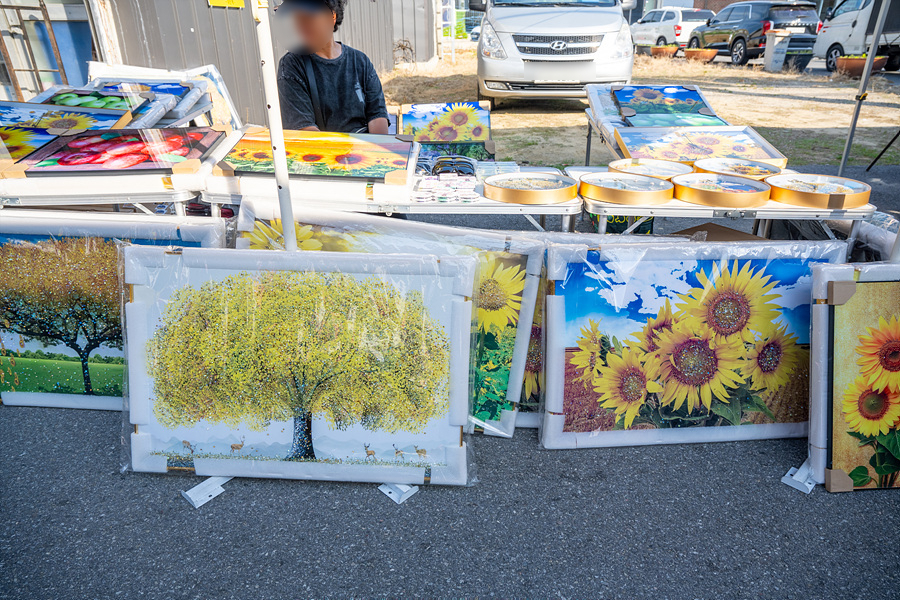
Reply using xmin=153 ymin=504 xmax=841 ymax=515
xmin=817 ymin=20 xmax=823 ymax=33
xmin=762 ymin=20 xmax=773 ymax=34
xmin=674 ymin=24 xmax=682 ymax=36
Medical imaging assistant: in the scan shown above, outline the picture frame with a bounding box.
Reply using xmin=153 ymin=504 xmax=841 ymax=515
xmin=0 ymin=100 xmax=132 ymax=130
xmin=0 ymin=210 xmax=228 ymax=411
xmin=611 ymin=84 xmax=718 ymax=117
xmin=124 ymin=247 xmax=473 ymax=485
xmin=615 ymin=126 xmax=788 ymax=167
xmin=41 ymin=88 xmax=153 ymax=114
xmin=541 ymin=240 xmax=847 ymax=449
xmin=400 ymin=102 xmax=491 ymax=143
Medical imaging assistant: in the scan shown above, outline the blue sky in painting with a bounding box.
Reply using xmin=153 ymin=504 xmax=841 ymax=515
xmin=557 ymin=250 xmax=827 ymax=347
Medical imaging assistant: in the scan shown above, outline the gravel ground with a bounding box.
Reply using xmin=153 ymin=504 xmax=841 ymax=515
xmin=3 ymin=165 xmax=900 ymax=599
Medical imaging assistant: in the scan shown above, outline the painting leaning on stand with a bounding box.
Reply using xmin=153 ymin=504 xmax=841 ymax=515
xmin=276 ymin=0 xmax=390 ymax=134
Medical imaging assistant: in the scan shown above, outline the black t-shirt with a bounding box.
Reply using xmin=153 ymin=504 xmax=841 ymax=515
xmin=277 ymin=44 xmax=389 ymax=133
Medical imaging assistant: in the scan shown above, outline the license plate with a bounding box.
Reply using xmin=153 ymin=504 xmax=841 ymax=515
xmin=524 ymin=61 xmax=593 ymax=81
xmin=786 ymin=27 xmax=806 ymax=33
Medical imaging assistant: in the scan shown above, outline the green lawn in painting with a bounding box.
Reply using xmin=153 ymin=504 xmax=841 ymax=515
xmin=0 ymin=356 xmax=123 ymax=396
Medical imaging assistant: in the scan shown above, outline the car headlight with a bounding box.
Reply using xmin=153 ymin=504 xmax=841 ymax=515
xmin=611 ymin=22 xmax=633 ymax=60
xmin=480 ymin=23 xmax=507 ymax=60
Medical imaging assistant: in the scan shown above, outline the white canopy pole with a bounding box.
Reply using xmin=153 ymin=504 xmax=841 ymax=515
xmin=838 ymin=0 xmax=893 ymax=177
xmin=252 ymin=0 xmax=298 ymax=251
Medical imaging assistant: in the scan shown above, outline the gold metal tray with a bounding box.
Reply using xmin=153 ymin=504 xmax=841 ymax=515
xmin=764 ymin=174 xmax=871 ymax=209
xmin=579 ymin=172 xmax=673 ymax=205
xmin=671 ymin=173 xmax=771 ymax=208
xmin=693 ymin=158 xmax=782 ymax=181
xmin=483 ymin=172 xmax=577 ymax=205
xmin=608 ymin=158 xmax=693 ymax=180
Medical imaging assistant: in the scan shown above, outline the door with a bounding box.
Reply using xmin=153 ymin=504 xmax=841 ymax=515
xmin=703 ymin=6 xmax=733 ymax=49
xmin=820 ymin=0 xmax=867 ymax=51
xmin=633 ymin=10 xmax=661 ymax=45
xmin=660 ymin=10 xmax=678 ymax=44
xmin=723 ymin=5 xmax=752 ymax=48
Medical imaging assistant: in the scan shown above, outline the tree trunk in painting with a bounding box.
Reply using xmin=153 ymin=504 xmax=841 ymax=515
xmin=76 ymin=349 xmax=95 ymax=396
xmin=286 ymin=407 xmax=315 ymax=460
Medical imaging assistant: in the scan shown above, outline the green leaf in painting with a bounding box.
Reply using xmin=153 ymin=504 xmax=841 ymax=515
xmin=876 ymin=429 xmax=900 ymax=461
xmin=849 ymin=465 xmax=873 ymax=488
xmin=743 ymin=394 xmax=776 ymax=421
xmin=35 ymin=158 xmax=59 ymax=167
xmin=483 ymin=332 xmax=500 ymax=351
xmin=159 ymin=153 xmax=187 ymax=163
xmin=869 ymin=450 xmax=900 ymax=475
xmin=709 ymin=397 xmax=742 ymax=426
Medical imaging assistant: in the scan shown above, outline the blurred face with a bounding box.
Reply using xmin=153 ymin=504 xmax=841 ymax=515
xmin=293 ymin=9 xmax=335 ymax=50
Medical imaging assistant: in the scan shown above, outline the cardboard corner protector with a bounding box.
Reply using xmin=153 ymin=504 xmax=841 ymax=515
xmin=383 ymin=169 xmax=408 ymax=186
xmin=825 ymin=468 xmax=854 ymax=493
xmin=171 ymin=158 xmax=201 ymax=175
xmin=477 ymin=100 xmax=491 ymax=112
xmin=212 ymin=160 xmax=236 ymax=177
xmin=698 ymin=107 xmax=716 ymax=116
xmin=211 ymin=122 xmax=234 ymax=134
xmin=245 ymin=125 xmax=268 ymax=135
xmin=619 ymin=107 xmax=637 ymax=117
xmin=0 ymin=162 xmax=28 ymax=179
xmin=395 ymin=133 xmax=414 ymax=142
xmin=827 ymin=280 xmax=856 ymax=305
xmin=609 ymin=84 xmax=624 ymax=92
xmin=483 ymin=139 xmax=496 ymax=155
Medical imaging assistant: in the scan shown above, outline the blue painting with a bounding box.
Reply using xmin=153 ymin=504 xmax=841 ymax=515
xmin=613 ymin=85 xmax=713 ymax=115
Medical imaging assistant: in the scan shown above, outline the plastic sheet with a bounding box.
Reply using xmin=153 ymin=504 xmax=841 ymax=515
xmin=122 ymin=246 xmax=475 ymax=486
xmin=0 ymin=210 xmax=227 ymax=410
xmin=541 ymin=240 xmax=847 ymax=449
xmin=809 ymin=262 xmax=900 ymax=491
xmin=235 ymin=201 xmax=544 ymax=438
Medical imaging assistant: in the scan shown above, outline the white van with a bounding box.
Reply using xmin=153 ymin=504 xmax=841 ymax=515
xmin=470 ymin=0 xmax=637 ymax=106
xmin=814 ymin=0 xmax=900 ymax=71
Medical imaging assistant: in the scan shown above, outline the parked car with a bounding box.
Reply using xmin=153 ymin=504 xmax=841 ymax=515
xmin=631 ymin=7 xmax=716 ymax=48
xmin=688 ymin=1 xmax=821 ymax=65
xmin=815 ymin=0 xmax=900 ymax=72
xmin=470 ymin=0 xmax=637 ymax=107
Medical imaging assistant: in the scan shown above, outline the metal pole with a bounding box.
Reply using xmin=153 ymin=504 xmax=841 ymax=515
xmin=252 ymin=0 xmax=298 ymax=251
xmin=838 ymin=0 xmax=892 ymax=176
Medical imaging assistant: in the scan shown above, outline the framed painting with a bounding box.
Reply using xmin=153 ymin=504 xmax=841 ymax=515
xmin=124 ymin=247 xmax=473 ymax=485
xmin=809 ymin=263 xmax=900 ymax=492
xmin=624 ymin=114 xmax=729 ymax=128
xmin=0 ymin=126 xmax=57 ymax=163
xmin=13 ymin=128 xmax=224 ymax=176
xmin=223 ymin=129 xmax=417 ymax=183
xmin=91 ymin=78 xmax=207 ymax=121
xmin=541 ymin=240 xmax=847 ymax=449
xmin=615 ymin=126 xmax=788 ymax=167
xmin=0 ymin=100 xmax=131 ymax=130
xmin=612 ymin=85 xmax=716 ymax=116
xmin=0 ymin=210 xmax=227 ymax=411
xmin=41 ymin=89 xmax=151 ymax=113
xmin=234 ymin=202 xmax=543 ymax=438
xmin=401 ymin=102 xmax=490 ymax=143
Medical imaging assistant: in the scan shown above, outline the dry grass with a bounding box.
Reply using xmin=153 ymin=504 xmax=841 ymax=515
xmin=381 ymin=49 xmax=900 ymax=167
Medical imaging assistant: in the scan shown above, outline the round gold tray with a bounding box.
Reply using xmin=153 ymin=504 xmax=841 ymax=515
xmin=693 ymin=158 xmax=782 ymax=181
xmin=764 ymin=174 xmax=871 ymax=209
xmin=608 ymin=158 xmax=693 ymax=180
xmin=483 ymin=173 xmax=577 ymax=205
xmin=671 ymin=173 xmax=771 ymax=208
xmin=579 ymin=172 xmax=673 ymax=205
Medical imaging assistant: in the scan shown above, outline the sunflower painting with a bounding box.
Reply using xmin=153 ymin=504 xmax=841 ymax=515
xmin=615 ymin=126 xmax=787 ymax=167
xmin=401 ymin=102 xmax=490 ymax=143
xmin=613 ymin=85 xmax=714 ymax=115
xmin=0 ymin=100 xmax=130 ymax=130
xmin=0 ymin=126 xmax=57 ymax=162
xmin=546 ymin=242 xmax=846 ymax=444
xmin=224 ymin=130 xmax=415 ymax=181
xmin=830 ymin=281 xmax=900 ymax=489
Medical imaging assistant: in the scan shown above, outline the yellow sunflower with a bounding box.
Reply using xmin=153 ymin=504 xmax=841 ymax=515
xmin=634 ymin=299 xmax=675 ymax=355
xmin=842 ymin=377 xmax=900 ymax=437
xmin=677 ymin=261 xmax=780 ymax=343
xmin=431 ymin=124 xmax=460 ymax=143
xmin=632 ymin=88 xmax=664 ymax=102
xmin=242 ymin=220 xmax=323 ymax=251
xmin=414 ymin=130 xmax=435 ymax=143
xmin=654 ymin=319 xmax=745 ymax=412
xmin=326 ymin=151 xmax=376 ymax=171
xmin=744 ymin=324 xmax=801 ymax=391
xmin=523 ymin=326 xmax=543 ymax=399
xmin=570 ymin=319 xmax=606 ymax=383
xmin=441 ymin=103 xmax=479 ymax=129
xmin=856 ymin=315 xmax=900 ymax=393
xmin=594 ymin=348 xmax=663 ymax=429
xmin=0 ymin=127 xmax=35 ymax=159
xmin=474 ymin=255 xmax=525 ymax=333
xmin=33 ymin=112 xmax=97 ymax=130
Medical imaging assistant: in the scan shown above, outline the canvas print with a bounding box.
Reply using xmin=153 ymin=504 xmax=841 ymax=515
xmin=544 ymin=242 xmax=845 ymax=447
xmin=224 ymin=130 xmax=415 ymax=180
xmin=613 ymin=85 xmax=714 ymax=115
xmin=43 ymin=89 xmax=145 ymax=112
xmin=402 ymin=102 xmax=490 ymax=143
xmin=418 ymin=142 xmax=493 ymax=161
xmin=615 ymin=126 xmax=787 ymax=166
xmin=98 ymin=81 xmax=193 ymax=102
xmin=18 ymin=128 xmax=223 ymax=174
xmin=831 ymin=281 xmax=900 ymax=490
xmin=0 ymin=100 xmax=130 ymax=130
xmin=625 ymin=114 xmax=729 ymax=127
xmin=125 ymin=247 xmax=471 ymax=485
xmin=0 ymin=126 xmax=57 ymax=161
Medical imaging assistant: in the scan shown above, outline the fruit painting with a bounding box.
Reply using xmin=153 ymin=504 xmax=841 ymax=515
xmin=19 ymin=128 xmax=224 ymax=174
xmin=224 ymin=130 xmax=415 ymax=181
xmin=613 ymin=85 xmax=714 ymax=115
xmin=0 ymin=100 xmax=130 ymax=130
xmin=615 ymin=126 xmax=787 ymax=167
xmin=401 ymin=102 xmax=490 ymax=143
xmin=0 ymin=126 xmax=57 ymax=161
xmin=831 ymin=281 xmax=900 ymax=490
xmin=43 ymin=90 xmax=146 ymax=112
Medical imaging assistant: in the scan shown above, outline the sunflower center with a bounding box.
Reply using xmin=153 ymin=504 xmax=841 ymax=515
xmin=335 ymin=153 xmax=364 ymax=166
xmin=449 ymin=112 xmax=469 ymax=126
xmin=619 ymin=368 xmax=646 ymax=405
xmin=706 ymin=291 xmax=751 ymax=336
xmin=671 ymin=339 xmax=717 ymax=386
xmin=51 ymin=118 xmax=79 ymax=128
xmin=878 ymin=340 xmax=900 ymax=372
xmin=757 ymin=341 xmax=783 ymax=373
xmin=858 ymin=389 xmax=890 ymax=421
xmin=301 ymin=153 xmax=324 ymax=162
xmin=478 ymin=278 xmax=509 ymax=311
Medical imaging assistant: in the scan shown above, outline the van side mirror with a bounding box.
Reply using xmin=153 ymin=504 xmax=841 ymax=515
xmin=824 ymin=7 xmax=834 ymax=19
xmin=620 ymin=0 xmax=637 ymax=9
xmin=470 ymin=0 xmax=486 ymax=11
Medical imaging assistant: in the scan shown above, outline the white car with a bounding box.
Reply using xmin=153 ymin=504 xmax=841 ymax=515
xmin=631 ymin=7 xmax=716 ymax=48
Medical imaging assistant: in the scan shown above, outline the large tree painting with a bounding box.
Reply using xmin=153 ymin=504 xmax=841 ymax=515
xmin=147 ymin=271 xmax=450 ymax=461
xmin=0 ymin=237 xmax=121 ymax=396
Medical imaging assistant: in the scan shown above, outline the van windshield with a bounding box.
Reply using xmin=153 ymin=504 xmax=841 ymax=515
xmin=493 ymin=0 xmax=618 ymax=6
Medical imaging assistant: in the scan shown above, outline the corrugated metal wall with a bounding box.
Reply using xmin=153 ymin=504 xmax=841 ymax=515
xmin=392 ymin=0 xmax=436 ymax=63
xmin=105 ymin=0 xmax=395 ymax=124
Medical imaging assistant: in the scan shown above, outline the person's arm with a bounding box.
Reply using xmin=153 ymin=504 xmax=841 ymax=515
xmin=277 ymin=55 xmax=319 ymax=130
xmin=367 ymin=117 xmax=389 ymax=134
xmin=362 ymin=56 xmax=390 ymax=133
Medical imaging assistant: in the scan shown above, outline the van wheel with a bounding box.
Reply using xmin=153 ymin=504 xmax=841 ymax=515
xmin=656 ymin=36 xmax=667 ymax=46
xmin=885 ymin=54 xmax=900 ymax=72
xmin=477 ymin=89 xmax=496 ymax=111
xmin=730 ymin=38 xmax=748 ymax=66
xmin=825 ymin=44 xmax=844 ymax=72
xmin=688 ymin=38 xmax=700 ymax=49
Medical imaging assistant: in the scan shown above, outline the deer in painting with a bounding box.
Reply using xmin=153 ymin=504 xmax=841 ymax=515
xmin=364 ymin=443 xmax=376 ymax=461
xmin=230 ymin=436 xmax=245 ymax=455
xmin=393 ymin=444 xmax=405 ymax=461
xmin=182 ymin=440 xmax=195 ymax=455
xmin=414 ymin=446 xmax=427 ymax=460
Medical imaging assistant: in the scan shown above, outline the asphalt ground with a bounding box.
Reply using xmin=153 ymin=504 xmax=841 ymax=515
xmin=2 ymin=164 xmax=900 ymax=600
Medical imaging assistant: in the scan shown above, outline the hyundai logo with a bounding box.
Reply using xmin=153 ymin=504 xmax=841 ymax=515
xmin=549 ymin=40 xmax=568 ymax=51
